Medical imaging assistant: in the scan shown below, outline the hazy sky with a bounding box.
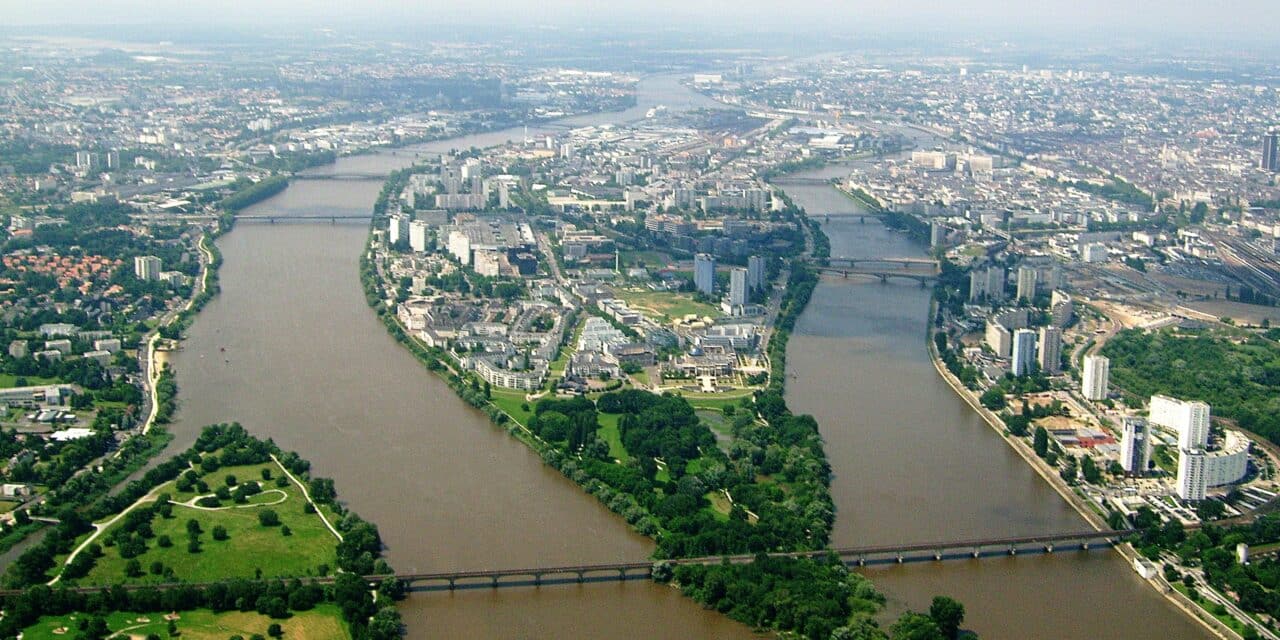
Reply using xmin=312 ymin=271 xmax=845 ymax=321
xmin=4 ymin=0 xmax=1279 ymax=38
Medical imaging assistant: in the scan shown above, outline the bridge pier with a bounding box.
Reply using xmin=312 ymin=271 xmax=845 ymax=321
xmin=934 ymin=550 xmax=942 ymax=561
xmin=491 ymin=576 xmax=500 ymax=588
xmin=1008 ymin=545 xmax=1017 ymax=556
xmin=896 ymin=553 xmax=904 ymax=564
xmin=617 ymin=568 xmax=627 ymax=580
xmin=576 ymin=570 xmax=585 ymax=583
xmin=533 ymin=572 xmax=542 ymax=586
xmin=857 ymin=554 xmax=866 ymax=567
xmin=447 ymin=578 xmax=456 ymax=590
xmin=972 ymin=547 xmax=981 ymax=558
xmin=879 ymin=274 xmax=888 ymax=283
xmin=1081 ymin=540 xmax=1090 ymax=550
xmin=1045 ymin=543 xmax=1054 ymax=553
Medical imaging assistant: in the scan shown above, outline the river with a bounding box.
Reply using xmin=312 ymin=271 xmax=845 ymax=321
xmin=163 ymin=76 xmax=1212 ymax=639
xmin=780 ymin=167 xmax=1211 ymax=639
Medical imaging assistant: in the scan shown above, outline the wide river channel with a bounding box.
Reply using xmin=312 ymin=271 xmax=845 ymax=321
xmin=163 ymin=76 xmax=1213 ymax=639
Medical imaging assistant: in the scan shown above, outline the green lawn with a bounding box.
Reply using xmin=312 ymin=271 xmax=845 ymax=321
xmin=1171 ymin=582 xmax=1250 ymax=637
xmin=615 ymin=288 xmax=721 ymax=322
xmin=0 ymin=374 xmax=59 ymax=389
xmin=619 ymin=250 xmax=673 ymax=270
xmin=0 ymin=499 xmax=20 ymax=514
xmin=597 ymin=413 xmax=629 ymax=461
xmin=681 ymin=391 xmax=756 ymax=411
xmin=490 ymin=390 xmax=533 ymax=426
xmin=705 ymin=491 xmax=732 ymax=522
xmin=72 ymin=461 xmax=338 ymax=585
xmin=22 ymin=605 xmax=349 ymax=640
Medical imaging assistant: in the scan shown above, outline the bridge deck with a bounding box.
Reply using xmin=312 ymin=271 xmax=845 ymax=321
xmin=0 ymin=530 xmax=1131 ymax=597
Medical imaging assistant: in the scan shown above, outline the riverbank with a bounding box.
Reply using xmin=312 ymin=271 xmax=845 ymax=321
xmin=924 ymin=323 xmax=1239 ymax=640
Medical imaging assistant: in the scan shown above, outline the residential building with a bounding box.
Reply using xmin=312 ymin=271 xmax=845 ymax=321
xmin=728 ymin=267 xmax=748 ymax=306
xmin=1120 ymin=417 xmax=1151 ymax=475
xmin=1037 ymin=326 xmax=1062 ymax=374
xmin=134 ymin=256 xmax=162 ymax=281
xmin=388 ymin=213 xmax=410 ymax=245
xmin=747 ymin=255 xmax=766 ymax=291
xmin=1016 ymin=266 xmax=1038 ymax=302
xmin=1176 ymin=449 xmax=1207 ymax=501
xmin=694 ymin=253 xmax=715 ymax=296
xmin=1149 ymin=395 xmax=1210 ymax=451
xmin=985 ymin=321 xmax=1012 ymax=358
xmin=1011 ymin=329 xmax=1036 ymax=376
xmin=409 ymin=220 xmax=429 ymax=253
xmin=1082 ymin=355 xmax=1109 ymax=400
xmin=1263 ymin=129 xmax=1279 ymax=173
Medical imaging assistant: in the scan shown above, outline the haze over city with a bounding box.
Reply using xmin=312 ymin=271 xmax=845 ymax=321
xmin=2 ymin=3 xmax=1280 ymax=639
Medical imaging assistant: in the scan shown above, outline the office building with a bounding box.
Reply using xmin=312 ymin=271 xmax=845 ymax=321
xmin=409 ymin=221 xmax=429 ymax=253
xmin=1263 ymin=129 xmax=1279 ymax=173
xmin=1176 ymin=449 xmax=1207 ymax=501
xmin=1120 ymin=417 xmax=1151 ymax=475
xmin=728 ymin=268 xmax=748 ymax=306
xmin=1037 ymin=326 xmax=1062 ymax=374
xmin=1082 ymin=354 xmax=1109 ymax=400
xmin=747 ymin=255 xmax=766 ymax=291
xmin=694 ymin=253 xmax=715 ymax=296
xmin=134 ymin=256 xmax=161 ymax=281
xmin=1016 ymin=266 xmax=1038 ymax=302
xmin=388 ymin=213 xmax=410 ymax=245
xmin=1149 ymin=395 xmax=1210 ymax=451
xmin=1011 ymin=329 xmax=1037 ymax=376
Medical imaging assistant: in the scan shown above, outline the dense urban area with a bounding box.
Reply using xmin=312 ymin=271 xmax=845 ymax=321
xmin=1 ymin=15 xmax=1280 ymax=640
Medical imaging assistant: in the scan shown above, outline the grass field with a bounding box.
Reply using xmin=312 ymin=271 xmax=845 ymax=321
xmin=490 ymin=389 xmax=534 ymax=426
xmin=73 ymin=460 xmax=339 ymax=585
xmin=679 ymin=390 xmax=756 ymax=411
xmin=597 ymin=413 xmax=629 ymax=462
xmin=0 ymin=374 xmax=59 ymax=389
xmin=22 ymin=605 xmax=349 ymax=640
xmin=619 ymin=250 xmax=674 ymax=270
xmin=615 ymin=288 xmax=720 ymax=322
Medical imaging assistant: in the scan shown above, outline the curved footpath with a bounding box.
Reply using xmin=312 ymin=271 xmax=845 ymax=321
xmin=926 ymin=333 xmax=1238 ymax=640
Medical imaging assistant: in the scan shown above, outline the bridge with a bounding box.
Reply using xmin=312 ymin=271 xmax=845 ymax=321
xmin=389 ymin=528 xmax=1132 ymax=590
xmin=233 ymin=214 xmax=372 ymax=224
xmin=293 ymin=172 xmax=389 ymax=181
xmin=0 ymin=529 xmax=1130 ymax=598
xmin=772 ymin=177 xmax=835 ymax=186
xmin=811 ymin=256 xmax=939 ymax=285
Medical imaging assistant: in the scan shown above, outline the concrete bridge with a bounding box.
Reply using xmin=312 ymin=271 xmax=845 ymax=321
xmin=772 ymin=177 xmax=835 ymax=186
xmin=233 ymin=214 xmax=372 ymax=224
xmin=392 ymin=528 xmax=1132 ymax=591
xmin=0 ymin=529 xmax=1132 ymax=597
xmin=825 ymin=256 xmax=937 ymax=269
xmin=817 ymin=267 xmax=937 ymax=285
xmin=293 ymin=172 xmax=388 ymax=181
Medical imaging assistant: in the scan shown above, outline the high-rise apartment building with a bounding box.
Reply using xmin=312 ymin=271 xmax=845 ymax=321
xmin=1149 ymin=395 xmax=1210 ymax=451
xmin=1016 ymin=266 xmax=1038 ymax=302
xmin=1262 ymin=129 xmax=1279 ymax=173
xmin=728 ymin=268 xmax=748 ymax=306
xmin=1120 ymin=416 xmax=1151 ymax=475
xmin=694 ymin=253 xmax=715 ymax=296
xmin=747 ymin=255 xmax=766 ymax=291
xmin=134 ymin=256 xmax=162 ymax=281
xmin=1177 ymin=449 xmax=1207 ymax=501
xmin=409 ymin=221 xmax=429 ymax=253
xmin=1081 ymin=354 xmax=1109 ymax=400
xmin=1037 ymin=326 xmax=1062 ymax=374
xmin=1011 ymin=329 xmax=1037 ymax=376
